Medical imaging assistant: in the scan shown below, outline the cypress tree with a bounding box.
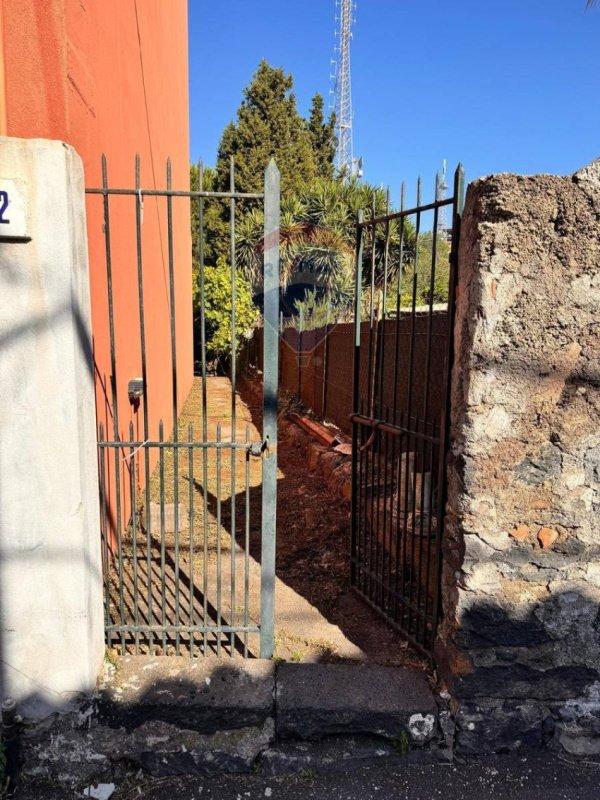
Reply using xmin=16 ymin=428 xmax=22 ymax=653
xmin=215 ymin=60 xmax=316 ymax=195
xmin=308 ymin=93 xmax=337 ymax=179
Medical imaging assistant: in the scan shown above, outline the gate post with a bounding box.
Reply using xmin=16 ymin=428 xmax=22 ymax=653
xmin=260 ymin=159 xmax=280 ymax=658
xmin=0 ymin=138 xmax=104 ymax=718
xmin=437 ymin=160 xmax=600 ymax=754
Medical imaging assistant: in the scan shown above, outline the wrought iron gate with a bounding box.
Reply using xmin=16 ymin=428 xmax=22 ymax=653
xmin=86 ymin=156 xmax=280 ymax=659
xmin=350 ymin=166 xmax=464 ymax=657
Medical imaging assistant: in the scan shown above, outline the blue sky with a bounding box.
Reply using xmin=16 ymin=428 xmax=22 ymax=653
xmin=189 ymin=1 xmax=599 ymax=204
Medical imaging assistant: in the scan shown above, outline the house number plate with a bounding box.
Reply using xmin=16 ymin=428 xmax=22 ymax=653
xmin=0 ymin=179 xmax=29 ymax=241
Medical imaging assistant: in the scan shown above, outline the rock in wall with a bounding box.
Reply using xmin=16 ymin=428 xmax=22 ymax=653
xmin=437 ymin=161 xmax=600 ymax=755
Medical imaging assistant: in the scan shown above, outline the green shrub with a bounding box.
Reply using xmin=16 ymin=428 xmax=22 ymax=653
xmin=194 ymin=257 xmax=258 ymax=367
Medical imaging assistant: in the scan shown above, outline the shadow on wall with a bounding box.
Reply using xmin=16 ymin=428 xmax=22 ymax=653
xmin=445 ymin=588 xmax=600 ymax=755
xmin=0 ymin=292 xmax=101 ymax=724
xmin=5 ymin=592 xmax=600 ymax=793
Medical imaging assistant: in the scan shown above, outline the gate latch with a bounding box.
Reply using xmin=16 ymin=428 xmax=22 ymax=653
xmin=249 ymin=440 xmax=268 ymax=458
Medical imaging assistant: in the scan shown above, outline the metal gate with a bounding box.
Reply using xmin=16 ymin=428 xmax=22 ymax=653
xmin=86 ymin=156 xmax=280 ymax=659
xmin=350 ymin=166 xmax=464 ymax=657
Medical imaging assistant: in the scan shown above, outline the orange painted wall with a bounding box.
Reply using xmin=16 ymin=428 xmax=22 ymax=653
xmin=0 ymin=0 xmax=193 ymax=534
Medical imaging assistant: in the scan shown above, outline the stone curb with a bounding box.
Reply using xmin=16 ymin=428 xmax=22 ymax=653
xmin=20 ymin=658 xmax=443 ymax=788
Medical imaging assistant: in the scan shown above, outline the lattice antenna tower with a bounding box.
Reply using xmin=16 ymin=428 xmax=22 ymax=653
xmin=437 ymin=159 xmax=449 ymax=237
xmin=330 ymin=0 xmax=361 ymax=178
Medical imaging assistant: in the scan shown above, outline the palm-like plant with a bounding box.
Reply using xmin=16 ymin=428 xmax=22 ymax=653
xmin=235 ymin=176 xmax=424 ymax=321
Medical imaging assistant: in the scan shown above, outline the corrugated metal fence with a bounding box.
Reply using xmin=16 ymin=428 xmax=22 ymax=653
xmin=248 ymin=311 xmax=448 ymax=437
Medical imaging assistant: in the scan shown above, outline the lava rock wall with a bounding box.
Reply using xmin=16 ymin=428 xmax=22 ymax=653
xmin=437 ymin=161 xmax=600 ymax=755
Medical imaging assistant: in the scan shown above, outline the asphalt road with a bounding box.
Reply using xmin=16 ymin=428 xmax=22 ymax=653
xmin=13 ymin=752 xmax=600 ymax=800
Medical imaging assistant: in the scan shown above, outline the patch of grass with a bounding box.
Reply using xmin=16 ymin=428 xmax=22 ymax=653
xmin=296 ymin=767 xmax=317 ymax=783
xmin=290 ymin=650 xmax=303 ymax=662
xmin=392 ymin=731 xmax=410 ymax=754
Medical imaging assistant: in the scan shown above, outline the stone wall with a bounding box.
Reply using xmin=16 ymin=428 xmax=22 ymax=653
xmin=437 ymin=161 xmax=600 ymax=755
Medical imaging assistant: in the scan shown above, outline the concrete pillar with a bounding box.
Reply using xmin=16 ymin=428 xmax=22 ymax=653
xmin=0 ymin=137 xmax=103 ymax=719
xmin=437 ymin=161 xmax=600 ymax=755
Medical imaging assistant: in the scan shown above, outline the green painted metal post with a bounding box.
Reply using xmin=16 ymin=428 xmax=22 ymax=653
xmin=260 ymin=159 xmax=280 ymax=659
xmin=350 ymin=210 xmax=364 ymax=587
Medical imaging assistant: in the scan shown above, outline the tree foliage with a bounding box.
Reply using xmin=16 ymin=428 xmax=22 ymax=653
xmin=215 ymin=60 xmax=324 ymax=196
xmin=193 ymin=257 xmax=258 ymax=367
xmin=191 ymin=58 xmax=450 ymax=352
xmin=308 ymin=94 xmax=337 ymax=179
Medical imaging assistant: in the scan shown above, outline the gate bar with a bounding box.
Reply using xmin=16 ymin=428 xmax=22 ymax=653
xmin=350 ymin=210 xmax=364 ymax=587
xmin=430 ymin=164 xmax=465 ymax=639
xmin=260 ymin=159 xmax=280 ymax=659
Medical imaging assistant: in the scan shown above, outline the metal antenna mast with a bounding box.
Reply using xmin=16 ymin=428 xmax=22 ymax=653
xmin=331 ymin=0 xmax=361 ymax=178
xmin=437 ymin=159 xmax=448 ymax=237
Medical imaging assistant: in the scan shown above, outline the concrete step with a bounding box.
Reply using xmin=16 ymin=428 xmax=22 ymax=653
xmin=99 ymin=656 xmax=276 ymax=734
xmin=276 ymin=663 xmax=438 ymax=743
xmin=24 ymin=658 xmax=443 ymax=789
xmin=100 ymin=657 xmax=438 ymax=744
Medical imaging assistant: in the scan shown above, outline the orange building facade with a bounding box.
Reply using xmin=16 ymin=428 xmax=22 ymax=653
xmin=0 ymin=0 xmax=194 ymax=528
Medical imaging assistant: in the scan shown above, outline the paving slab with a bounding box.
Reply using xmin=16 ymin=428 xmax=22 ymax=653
xmin=276 ymin=663 xmax=438 ymax=741
xmin=99 ymin=656 xmax=275 ymax=733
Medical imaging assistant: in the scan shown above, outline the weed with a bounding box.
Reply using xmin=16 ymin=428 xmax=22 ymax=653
xmin=392 ymin=731 xmax=410 ymax=754
xmin=104 ymin=647 xmax=121 ymax=671
xmin=296 ymin=768 xmax=317 ymax=783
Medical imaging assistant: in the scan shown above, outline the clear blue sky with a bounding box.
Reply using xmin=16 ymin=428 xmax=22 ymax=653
xmin=189 ymin=1 xmax=599 ymax=203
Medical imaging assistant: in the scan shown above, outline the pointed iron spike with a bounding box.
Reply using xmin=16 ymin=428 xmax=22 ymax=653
xmin=130 ymin=421 xmax=134 ymax=438
xmin=401 ymin=181 xmax=406 ymax=211
xmin=456 ymin=163 xmax=466 ymax=215
xmin=417 ymin=176 xmax=422 ymax=205
xmin=198 ymin=160 xmax=203 ymax=191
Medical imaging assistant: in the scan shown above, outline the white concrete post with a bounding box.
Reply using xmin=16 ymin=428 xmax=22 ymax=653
xmin=0 ymin=137 xmax=104 ymax=719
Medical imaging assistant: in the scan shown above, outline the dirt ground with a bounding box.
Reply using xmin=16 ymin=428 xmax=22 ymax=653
xmin=240 ymin=377 xmax=426 ymax=667
xmin=107 ymin=374 xmax=425 ymax=668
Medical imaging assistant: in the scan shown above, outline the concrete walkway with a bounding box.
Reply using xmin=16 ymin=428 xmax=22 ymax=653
xmin=112 ymin=376 xmax=402 ymax=663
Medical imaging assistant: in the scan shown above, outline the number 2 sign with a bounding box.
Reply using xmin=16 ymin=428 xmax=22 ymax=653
xmin=0 ymin=190 xmax=10 ymax=224
xmin=0 ymin=180 xmax=29 ymax=240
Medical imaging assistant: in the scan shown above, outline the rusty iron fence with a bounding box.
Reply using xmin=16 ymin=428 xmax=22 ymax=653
xmin=86 ymin=156 xmax=280 ymax=659
xmin=350 ymin=166 xmax=465 ymax=657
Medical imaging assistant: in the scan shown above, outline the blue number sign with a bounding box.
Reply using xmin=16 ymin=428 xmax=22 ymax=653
xmin=0 ymin=190 xmax=9 ymax=224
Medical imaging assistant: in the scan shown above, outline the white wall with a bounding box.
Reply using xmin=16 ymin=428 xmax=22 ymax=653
xmin=0 ymin=137 xmax=104 ymax=719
